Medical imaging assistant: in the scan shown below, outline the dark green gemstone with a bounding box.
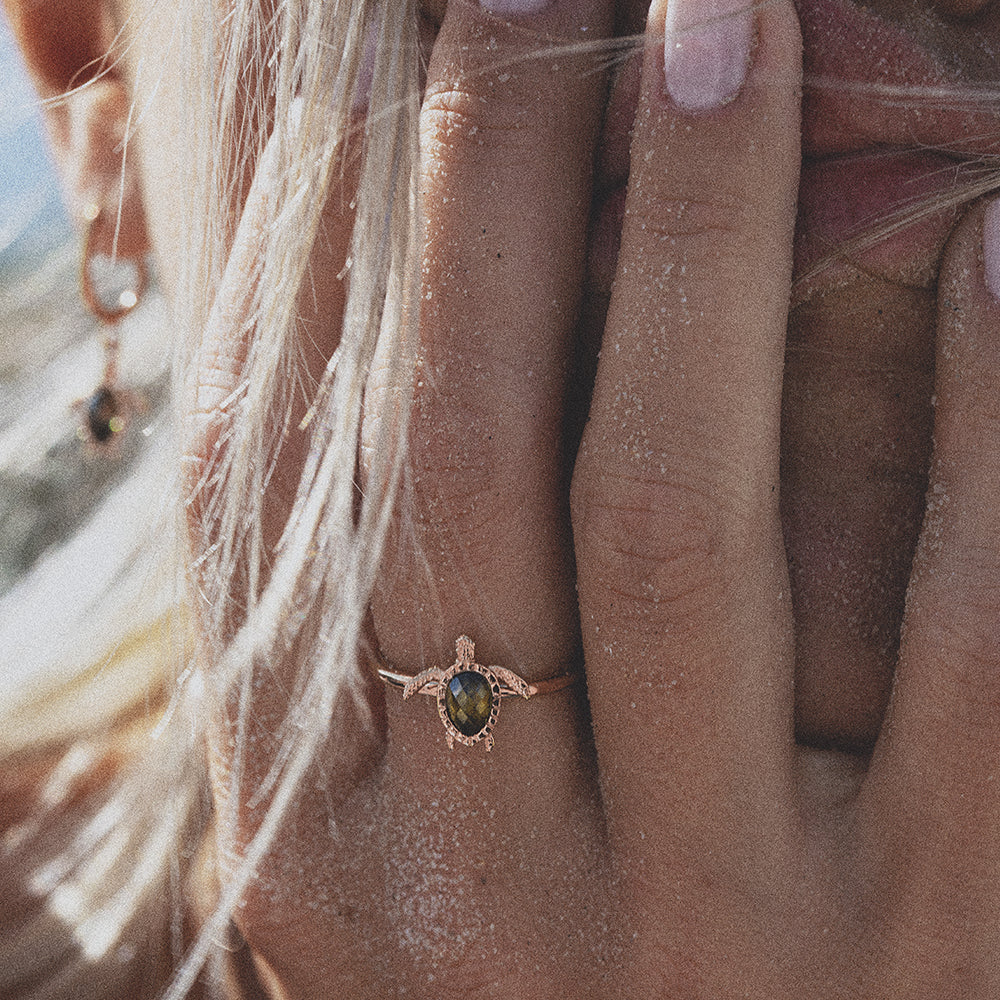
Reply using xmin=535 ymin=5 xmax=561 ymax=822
xmin=445 ymin=671 xmax=492 ymax=737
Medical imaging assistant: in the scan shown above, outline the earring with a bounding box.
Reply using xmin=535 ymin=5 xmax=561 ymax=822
xmin=76 ymin=202 xmax=148 ymax=447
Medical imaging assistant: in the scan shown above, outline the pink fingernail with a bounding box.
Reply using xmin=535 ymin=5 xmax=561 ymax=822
xmin=984 ymin=198 xmax=1000 ymax=303
xmin=481 ymin=0 xmax=553 ymax=13
xmin=663 ymin=0 xmax=754 ymax=112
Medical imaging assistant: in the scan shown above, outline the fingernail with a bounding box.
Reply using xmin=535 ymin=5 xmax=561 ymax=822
xmin=663 ymin=0 xmax=755 ymax=112
xmin=481 ymin=0 xmax=553 ymax=13
xmin=984 ymin=198 xmax=1000 ymax=303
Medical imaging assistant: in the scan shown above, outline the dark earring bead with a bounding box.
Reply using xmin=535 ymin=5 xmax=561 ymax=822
xmin=87 ymin=384 xmax=121 ymax=443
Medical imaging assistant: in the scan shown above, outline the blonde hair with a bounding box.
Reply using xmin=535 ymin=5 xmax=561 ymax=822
xmin=169 ymin=0 xmax=422 ymax=992
xmin=2 ymin=0 xmax=421 ymax=995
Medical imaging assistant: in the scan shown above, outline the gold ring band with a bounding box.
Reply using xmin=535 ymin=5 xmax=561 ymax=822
xmin=376 ymin=635 xmax=578 ymax=751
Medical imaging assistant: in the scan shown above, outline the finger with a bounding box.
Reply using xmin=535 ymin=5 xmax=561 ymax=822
xmin=861 ymin=202 xmax=1000 ymax=956
xmin=367 ymin=0 xmax=614 ymax=984
xmin=572 ymin=0 xmax=801 ymax=862
xmin=183 ymin=107 xmax=378 ymax=984
xmin=182 ymin=106 xmax=440 ymax=1000
xmin=371 ymin=1 xmax=610 ymax=733
xmin=185 ymin=114 xmax=353 ymax=639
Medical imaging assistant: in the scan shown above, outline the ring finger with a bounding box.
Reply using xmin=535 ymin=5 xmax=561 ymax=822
xmin=367 ymin=0 xmax=614 ymax=987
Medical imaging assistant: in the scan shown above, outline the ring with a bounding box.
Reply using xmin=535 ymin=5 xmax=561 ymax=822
xmin=376 ymin=635 xmax=578 ymax=751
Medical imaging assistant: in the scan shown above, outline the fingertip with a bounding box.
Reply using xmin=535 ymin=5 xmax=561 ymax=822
xmin=934 ymin=197 xmax=1000 ymax=332
xmin=661 ymin=0 xmax=754 ymax=111
xmin=650 ymin=0 xmax=801 ymax=114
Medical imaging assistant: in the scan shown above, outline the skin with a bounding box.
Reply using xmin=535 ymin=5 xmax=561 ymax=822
xmin=7 ymin=0 xmax=1000 ymax=996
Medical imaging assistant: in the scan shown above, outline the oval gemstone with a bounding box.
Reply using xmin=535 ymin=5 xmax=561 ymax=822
xmin=445 ymin=671 xmax=493 ymax=738
xmin=87 ymin=385 xmax=119 ymax=443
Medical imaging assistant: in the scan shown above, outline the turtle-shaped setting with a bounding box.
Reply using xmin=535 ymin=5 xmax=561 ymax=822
xmin=402 ymin=636 xmax=533 ymax=750
xmin=378 ymin=636 xmax=579 ymax=751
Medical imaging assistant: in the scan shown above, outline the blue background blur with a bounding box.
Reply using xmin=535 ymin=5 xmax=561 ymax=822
xmin=0 ymin=16 xmax=71 ymax=280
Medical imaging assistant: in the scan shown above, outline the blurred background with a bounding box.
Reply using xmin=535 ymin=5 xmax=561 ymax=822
xmin=0 ymin=18 xmax=171 ymax=597
xmin=0 ymin=18 xmax=71 ymax=278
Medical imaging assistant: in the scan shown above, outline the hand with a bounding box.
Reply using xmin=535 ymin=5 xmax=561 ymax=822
xmin=187 ymin=1 xmax=1000 ymax=996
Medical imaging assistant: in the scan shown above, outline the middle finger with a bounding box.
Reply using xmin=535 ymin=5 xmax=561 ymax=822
xmin=573 ymin=0 xmax=802 ymax=908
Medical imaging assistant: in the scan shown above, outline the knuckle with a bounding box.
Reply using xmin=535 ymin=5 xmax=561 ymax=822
xmin=411 ymin=474 xmax=520 ymax=547
xmin=571 ymin=462 xmax=738 ymax=616
xmin=184 ymin=349 xmax=245 ymax=488
xmin=420 ymin=83 xmax=546 ymax=166
xmin=627 ymin=187 xmax=753 ymax=250
xmin=406 ymin=436 xmax=526 ymax=552
xmin=183 ymin=394 xmax=237 ymax=522
xmin=925 ymin=614 xmax=1000 ymax=692
xmin=915 ymin=546 xmax=1000 ymax=682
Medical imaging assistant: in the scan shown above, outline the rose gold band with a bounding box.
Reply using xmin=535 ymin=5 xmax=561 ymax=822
xmin=376 ymin=636 xmax=579 ymax=750
xmin=375 ymin=666 xmax=577 ymax=698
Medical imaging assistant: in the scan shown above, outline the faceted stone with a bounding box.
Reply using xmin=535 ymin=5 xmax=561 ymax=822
xmin=87 ymin=385 xmax=119 ymax=443
xmin=445 ymin=671 xmax=492 ymax=737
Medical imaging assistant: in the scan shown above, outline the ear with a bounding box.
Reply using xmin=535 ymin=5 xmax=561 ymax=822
xmin=3 ymin=0 xmax=149 ymax=258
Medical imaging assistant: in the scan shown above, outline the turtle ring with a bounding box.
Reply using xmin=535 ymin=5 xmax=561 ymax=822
xmin=376 ymin=636 xmax=578 ymax=751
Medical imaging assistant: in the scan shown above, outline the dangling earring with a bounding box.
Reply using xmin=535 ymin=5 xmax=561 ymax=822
xmin=77 ymin=201 xmax=148 ymax=447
